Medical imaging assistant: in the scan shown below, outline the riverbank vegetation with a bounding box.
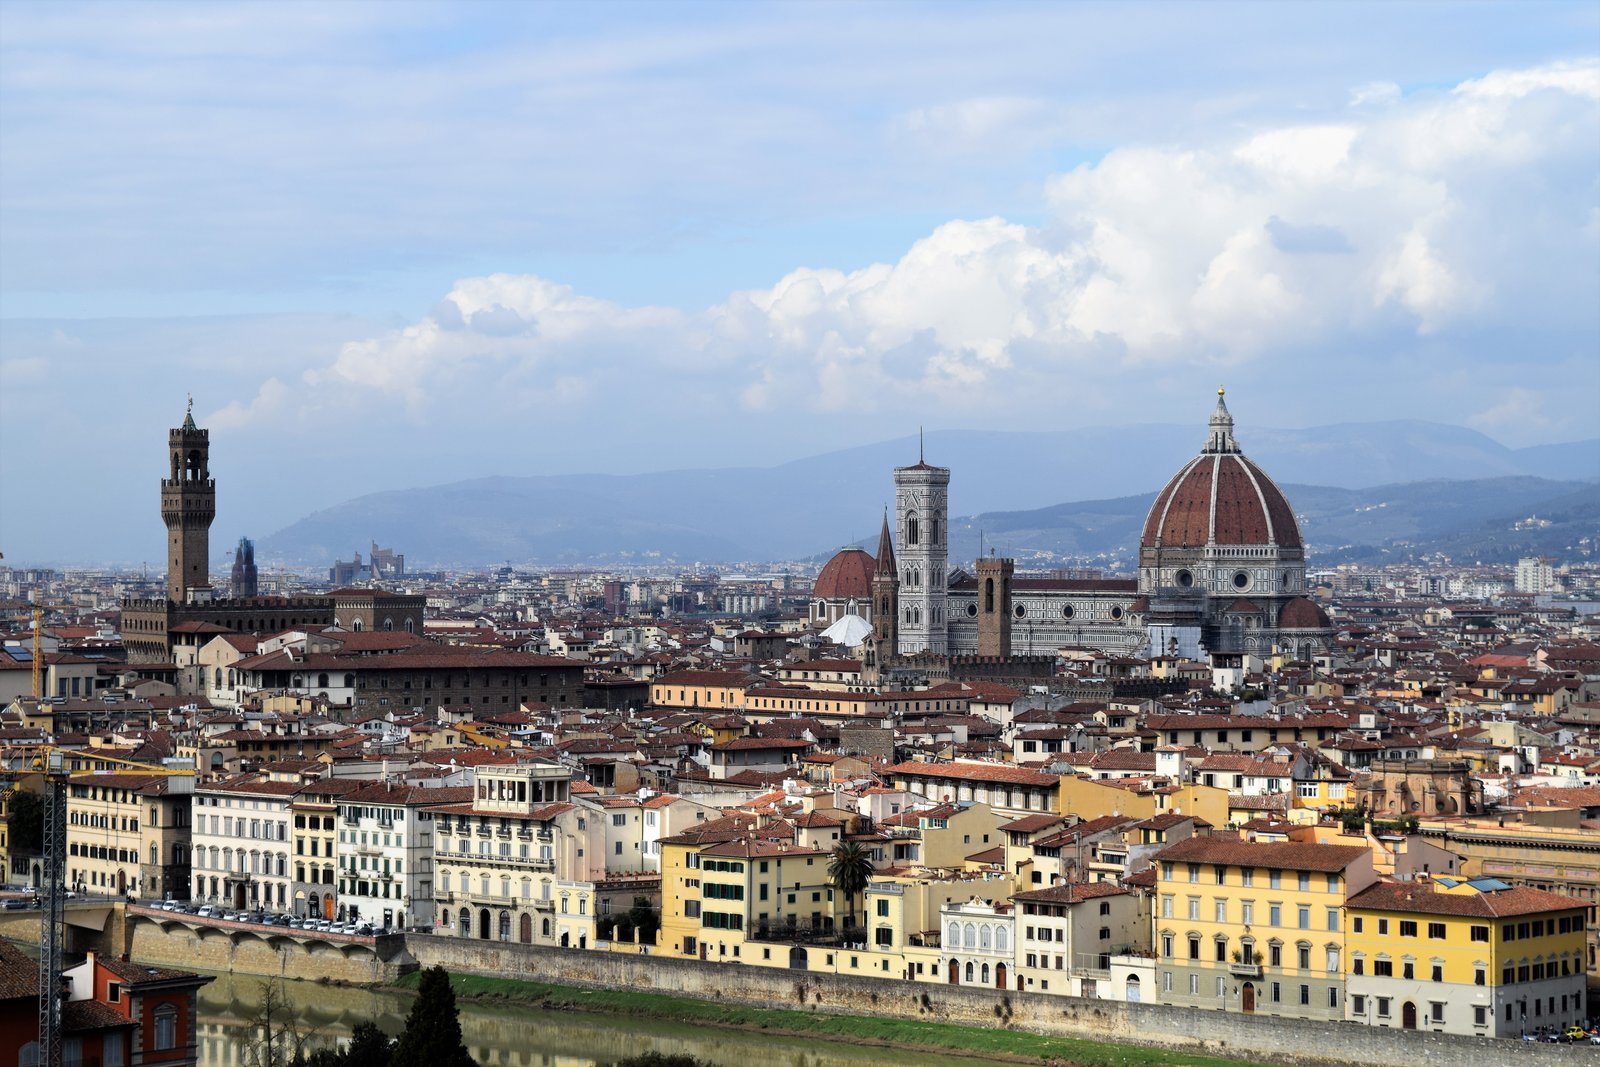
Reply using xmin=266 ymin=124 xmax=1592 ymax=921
xmin=392 ymin=970 xmax=1277 ymax=1067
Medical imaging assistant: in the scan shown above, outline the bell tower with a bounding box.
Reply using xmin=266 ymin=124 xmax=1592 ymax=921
xmin=894 ymin=438 xmax=950 ymax=655
xmin=162 ymin=398 xmax=215 ymax=602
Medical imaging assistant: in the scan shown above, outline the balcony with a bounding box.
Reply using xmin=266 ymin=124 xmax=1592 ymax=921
xmin=516 ymin=829 xmax=533 ymax=841
xmin=1229 ymin=962 xmax=1263 ymax=979
xmin=495 ymin=827 xmax=511 ymax=839
xmin=474 ymin=825 xmax=492 ymax=838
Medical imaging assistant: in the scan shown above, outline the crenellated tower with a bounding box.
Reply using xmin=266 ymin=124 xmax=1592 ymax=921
xmin=161 ymin=399 xmax=215 ymax=602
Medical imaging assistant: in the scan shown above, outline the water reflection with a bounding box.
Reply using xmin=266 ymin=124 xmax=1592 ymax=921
xmin=196 ymin=971 xmax=1017 ymax=1067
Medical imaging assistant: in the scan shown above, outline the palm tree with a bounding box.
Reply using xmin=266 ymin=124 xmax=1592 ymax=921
xmin=827 ymin=840 xmax=874 ymax=933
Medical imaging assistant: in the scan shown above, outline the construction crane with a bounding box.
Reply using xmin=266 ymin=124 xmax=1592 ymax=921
xmin=25 ymin=744 xmax=193 ymax=1067
xmin=29 ymin=602 xmax=78 ymax=701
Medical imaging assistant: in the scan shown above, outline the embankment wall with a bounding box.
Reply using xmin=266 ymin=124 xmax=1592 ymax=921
xmin=410 ymin=936 xmax=1591 ymax=1067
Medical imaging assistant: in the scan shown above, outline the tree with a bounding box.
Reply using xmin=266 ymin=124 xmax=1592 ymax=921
xmin=391 ymin=966 xmax=475 ymax=1067
xmin=6 ymin=789 xmax=43 ymax=856
xmin=827 ymin=840 xmax=874 ymax=932
xmin=241 ymin=981 xmax=313 ymax=1067
xmin=627 ymin=896 xmax=660 ymax=944
xmin=299 ymin=1022 xmax=390 ymax=1067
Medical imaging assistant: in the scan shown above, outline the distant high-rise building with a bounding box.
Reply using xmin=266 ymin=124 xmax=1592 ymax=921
xmin=369 ymin=541 xmax=405 ymax=579
xmin=1515 ymin=556 xmax=1556 ymax=594
xmin=230 ymin=536 xmax=258 ymax=598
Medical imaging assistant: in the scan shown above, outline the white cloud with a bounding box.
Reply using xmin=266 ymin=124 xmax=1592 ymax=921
xmin=1468 ymin=386 xmax=1552 ymax=435
xmin=226 ymin=59 xmax=1600 ymax=428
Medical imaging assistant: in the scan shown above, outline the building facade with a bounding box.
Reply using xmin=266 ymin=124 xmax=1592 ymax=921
xmin=190 ymin=777 xmax=298 ymax=911
xmin=1345 ymin=876 xmax=1588 ymax=1037
xmin=1152 ymin=837 xmax=1376 ymax=1021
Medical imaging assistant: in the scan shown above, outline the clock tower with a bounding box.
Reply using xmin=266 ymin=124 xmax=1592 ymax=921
xmin=893 ymin=443 xmax=950 ymax=655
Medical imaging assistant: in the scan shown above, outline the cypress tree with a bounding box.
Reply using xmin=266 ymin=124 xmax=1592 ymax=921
xmin=391 ymin=966 xmax=475 ymax=1067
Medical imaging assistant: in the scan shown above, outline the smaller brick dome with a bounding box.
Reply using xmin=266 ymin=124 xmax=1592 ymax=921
xmin=1279 ymin=596 xmax=1331 ymax=630
xmin=813 ymin=548 xmax=877 ymax=600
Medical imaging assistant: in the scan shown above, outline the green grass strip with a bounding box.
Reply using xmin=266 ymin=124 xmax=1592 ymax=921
xmin=396 ymin=970 xmax=1278 ymax=1067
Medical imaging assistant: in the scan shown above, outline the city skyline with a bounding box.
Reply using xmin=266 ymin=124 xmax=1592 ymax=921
xmin=1 ymin=2 xmax=1597 ymax=564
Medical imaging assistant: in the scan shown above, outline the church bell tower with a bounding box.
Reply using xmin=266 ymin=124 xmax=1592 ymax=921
xmin=162 ymin=399 xmax=215 ymax=602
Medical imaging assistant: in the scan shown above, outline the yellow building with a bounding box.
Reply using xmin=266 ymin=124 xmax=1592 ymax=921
xmin=657 ymin=815 xmax=846 ymax=962
xmin=1060 ymin=774 xmax=1229 ymax=829
xmin=1152 ymin=836 xmax=1376 ymax=1021
xmin=65 ymin=771 xmax=194 ymax=900
xmin=1344 ymin=876 xmax=1588 ymax=1037
xmin=1419 ymin=816 xmax=1600 ymax=985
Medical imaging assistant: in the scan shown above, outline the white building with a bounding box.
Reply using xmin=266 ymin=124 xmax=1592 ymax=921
xmin=939 ymin=897 xmax=1015 ymax=989
xmin=1515 ymin=556 xmax=1556 ymax=594
xmin=191 ymin=776 xmax=299 ymax=912
xmin=335 ymin=781 xmax=469 ymax=928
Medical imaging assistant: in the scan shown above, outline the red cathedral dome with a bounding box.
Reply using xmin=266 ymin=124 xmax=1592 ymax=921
xmin=813 ymin=548 xmax=877 ymax=600
xmin=1140 ymin=392 xmax=1303 ymax=550
xmin=1279 ymin=596 xmax=1331 ymax=629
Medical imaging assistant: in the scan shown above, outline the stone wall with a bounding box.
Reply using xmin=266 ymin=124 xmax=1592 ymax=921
xmin=409 ymin=936 xmax=1592 ymax=1067
xmin=124 ymin=913 xmax=412 ymax=985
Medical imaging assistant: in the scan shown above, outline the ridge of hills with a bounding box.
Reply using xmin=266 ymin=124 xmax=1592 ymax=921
xmin=259 ymin=422 xmax=1599 ymax=568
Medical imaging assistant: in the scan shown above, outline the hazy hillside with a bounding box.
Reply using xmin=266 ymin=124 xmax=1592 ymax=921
xmin=259 ymin=423 xmax=1598 ymax=567
xmin=953 ymin=477 xmax=1599 ymax=568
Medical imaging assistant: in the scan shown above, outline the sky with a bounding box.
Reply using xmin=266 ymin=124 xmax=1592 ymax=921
xmin=1 ymin=0 xmax=1597 ymax=566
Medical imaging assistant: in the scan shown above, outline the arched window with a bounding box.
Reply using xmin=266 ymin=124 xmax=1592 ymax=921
xmin=984 ymin=578 xmax=995 ymax=613
xmin=907 ymin=513 xmax=919 ymax=546
xmin=964 ymin=961 xmax=973 ymax=982
xmin=458 ymin=908 xmax=470 ymax=936
xmin=963 ymin=922 xmax=975 ymax=948
xmin=383 ymin=619 xmax=394 ymax=631
xmin=344 ymin=674 xmax=355 ymax=688
xmin=404 ymin=619 xmax=415 ymax=633
xmin=979 ymin=926 xmax=991 ymax=950
xmin=352 ymin=619 xmax=363 ymax=632
xmin=981 ymin=962 xmax=990 ymax=984
xmin=995 ymin=927 xmax=1008 ymax=952
xmin=20 ymin=1041 xmax=41 ymax=1067
xmin=498 ymin=911 xmax=511 ymax=941
xmin=317 ymin=673 xmax=329 ymax=688
xmin=948 ymin=921 xmax=960 ymax=947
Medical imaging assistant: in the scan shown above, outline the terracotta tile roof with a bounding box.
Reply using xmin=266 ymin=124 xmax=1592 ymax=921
xmin=1013 ymin=881 xmax=1131 ymax=904
xmin=1346 ymin=880 xmax=1587 ymax=918
xmin=0 ymin=940 xmax=34 ymax=999
xmin=1155 ymin=836 xmax=1371 ymax=873
xmin=65 ymin=999 xmax=136 ymax=1033
xmin=97 ymin=955 xmax=209 ymax=986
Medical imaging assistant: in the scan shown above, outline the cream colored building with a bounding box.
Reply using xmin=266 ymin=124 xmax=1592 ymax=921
xmin=66 ymin=771 xmax=194 ymax=900
xmin=430 ymin=762 xmax=607 ymax=949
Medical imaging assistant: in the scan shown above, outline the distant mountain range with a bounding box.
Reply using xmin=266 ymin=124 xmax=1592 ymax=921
xmin=954 ymin=477 xmax=1599 ymax=568
xmin=258 ymin=422 xmax=1599 ymax=568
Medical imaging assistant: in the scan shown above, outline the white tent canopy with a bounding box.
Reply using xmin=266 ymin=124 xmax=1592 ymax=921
xmin=821 ymin=613 xmax=873 ymax=648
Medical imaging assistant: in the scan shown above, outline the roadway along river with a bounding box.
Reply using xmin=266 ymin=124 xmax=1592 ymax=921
xmin=196 ymin=971 xmax=1024 ymax=1067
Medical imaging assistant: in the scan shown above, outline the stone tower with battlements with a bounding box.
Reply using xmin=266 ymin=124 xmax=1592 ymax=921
xmin=161 ymin=401 xmax=215 ymax=602
xmin=974 ymin=555 xmax=1014 ymax=658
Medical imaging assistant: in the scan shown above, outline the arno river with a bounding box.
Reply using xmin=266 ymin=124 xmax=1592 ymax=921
xmin=196 ymin=971 xmax=1020 ymax=1067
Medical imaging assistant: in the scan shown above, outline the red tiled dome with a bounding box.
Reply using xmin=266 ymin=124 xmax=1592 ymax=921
xmin=1140 ymin=453 xmax=1302 ymax=550
xmin=813 ymin=548 xmax=877 ymax=600
xmin=1279 ymin=596 xmax=1330 ymax=629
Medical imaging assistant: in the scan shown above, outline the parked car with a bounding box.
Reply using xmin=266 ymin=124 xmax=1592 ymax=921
xmin=195 ymin=905 xmax=216 ymax=917
xmin=3 ymin=900 xmax=30 ymax=910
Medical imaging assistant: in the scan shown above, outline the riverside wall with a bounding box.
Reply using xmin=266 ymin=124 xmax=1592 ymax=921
xmin=123 ymin=911 xmax=414 ymax=985
xmin=409 ymin=935 xmax=1592 ymax=1067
